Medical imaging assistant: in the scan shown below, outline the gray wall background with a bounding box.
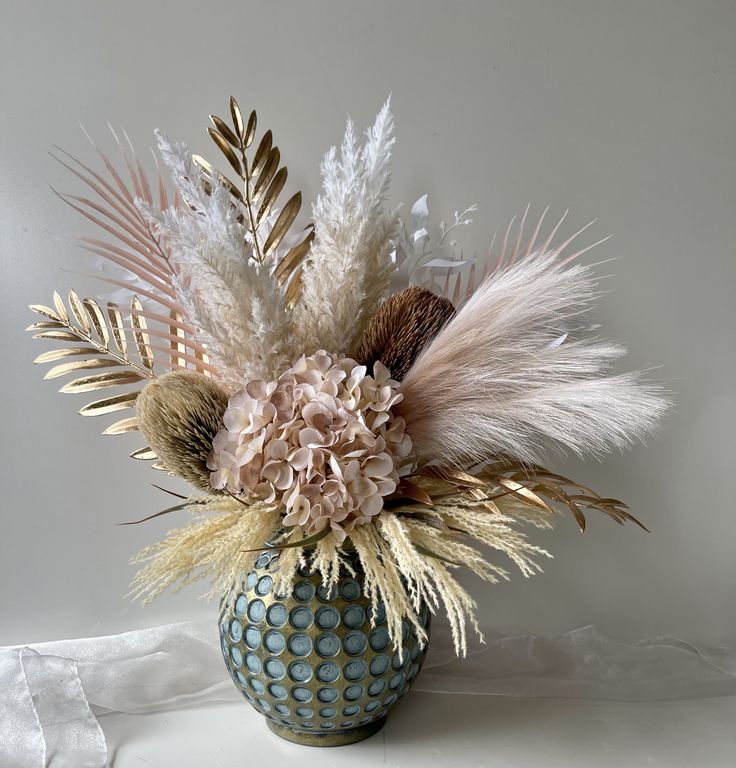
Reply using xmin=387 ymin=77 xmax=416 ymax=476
xmin=1 ymin=0 xmax=734 ymax=647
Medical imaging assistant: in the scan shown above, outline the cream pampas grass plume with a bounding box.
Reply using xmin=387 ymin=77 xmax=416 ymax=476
xmin=136 ymin=371 xmax=229 ymax=490
xmin=129 ymin=496 xmax=281 ymax=603
xmin=397 ymin=251 xmax=670 ymax=468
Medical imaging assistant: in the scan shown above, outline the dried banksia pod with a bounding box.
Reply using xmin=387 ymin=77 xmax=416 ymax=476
xmin=136 ymin=371 xmax=229 ymax=490
xmin=354 ymin=287 xmax=456 ymax=380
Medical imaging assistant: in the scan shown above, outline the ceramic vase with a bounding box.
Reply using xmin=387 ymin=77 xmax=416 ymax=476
xmin=218 ymin=548 xmax=430 ymax=746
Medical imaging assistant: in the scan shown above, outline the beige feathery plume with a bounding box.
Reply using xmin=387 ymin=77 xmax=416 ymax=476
xmin=350 ymin=523 xmax=429 ymax=650
xmin=354 ymin=287 xmax=456 ymax=380
xmin=351 ymin=500 xmax=551 ymax=655
xmin=126 ymin=461 xmax=634 ymax=655
xmin=310 ymin=532 xmax=355 ymax=593
xmin=129 ymin=497 xmax=281 ymax=603
xmin=271 ymin=545 xmax=307 ymax=596
xmin=136 ymin=371 xmax=229 ymax=490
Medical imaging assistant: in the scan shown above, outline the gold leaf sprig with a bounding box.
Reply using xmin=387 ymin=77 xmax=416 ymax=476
xmin=29 ymin=290 xmax=157 ymax=444
xmin=485 ymin=461 xmax=645 ymax=532
xmin=193 ymin=96 xmax=312 ymax=307
xmin=413 ymin=462 xmax=646 ymax=533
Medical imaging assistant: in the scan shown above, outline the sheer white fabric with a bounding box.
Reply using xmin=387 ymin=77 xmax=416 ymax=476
xmin=2 ymin=621 xmax=735 ymax=767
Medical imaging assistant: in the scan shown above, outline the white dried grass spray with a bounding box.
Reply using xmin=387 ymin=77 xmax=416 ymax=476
xmin=294 ymin=100 xmax=399 ymax=356
xmin=140 ymin=132 xmax=296 ymax=388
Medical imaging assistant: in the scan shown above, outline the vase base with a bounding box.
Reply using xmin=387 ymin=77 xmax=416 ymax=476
xmin=266 ymin=716 xmax=386 ymax=747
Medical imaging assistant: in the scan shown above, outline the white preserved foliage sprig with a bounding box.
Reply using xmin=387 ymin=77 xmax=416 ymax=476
xmin=139 ymin=131 xmax=295 ymax=388
xmin=393 ymin=203 xmax=615 ymax=311
xmin=293 ymin=100 xmax=400 ymax=356
xmin=391 ymin=194 xmax=477 ymax=295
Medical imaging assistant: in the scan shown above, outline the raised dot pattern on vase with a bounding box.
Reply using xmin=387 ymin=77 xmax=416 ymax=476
xmin=219 ymin=550 xmax=430 ymax=736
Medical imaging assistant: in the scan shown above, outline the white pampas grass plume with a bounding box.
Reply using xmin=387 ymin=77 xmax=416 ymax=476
xmin=397 ymin=251 xmax=670 ymax=468
xmin=139 ymin=132 xmax=296 ymax=388
xmin=293 ymin=100 xmax=400 ymax=356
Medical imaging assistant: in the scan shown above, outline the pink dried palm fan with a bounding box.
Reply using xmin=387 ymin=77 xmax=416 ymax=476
xmin=51 ymin=132 xmax=210 ymax=359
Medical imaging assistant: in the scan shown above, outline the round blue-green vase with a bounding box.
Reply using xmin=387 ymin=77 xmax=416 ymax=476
xmin=218 ymin=549 xmax=430 ymax=746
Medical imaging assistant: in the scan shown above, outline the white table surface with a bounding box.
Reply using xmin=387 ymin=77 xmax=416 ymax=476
xmin=101 ymin=691 xmax=736 ymax=767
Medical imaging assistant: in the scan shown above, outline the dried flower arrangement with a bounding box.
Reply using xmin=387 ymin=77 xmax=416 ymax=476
xmin=28 ymin=98 xmax=669 ymax=656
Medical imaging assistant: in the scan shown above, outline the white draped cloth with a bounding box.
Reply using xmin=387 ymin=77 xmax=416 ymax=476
xmin=2 ymin=621 xmax=735 ymax=767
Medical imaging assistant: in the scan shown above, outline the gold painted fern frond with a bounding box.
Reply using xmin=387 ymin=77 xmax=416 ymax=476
xmin=193 ymin=96 xmax=312 ymax=307
xmin=29 ymin=290 xmax=167 ymax=466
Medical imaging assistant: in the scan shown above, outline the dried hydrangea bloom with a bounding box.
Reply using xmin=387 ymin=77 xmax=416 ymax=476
xmin=208 ymin=352 xmax=413 ymax=541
